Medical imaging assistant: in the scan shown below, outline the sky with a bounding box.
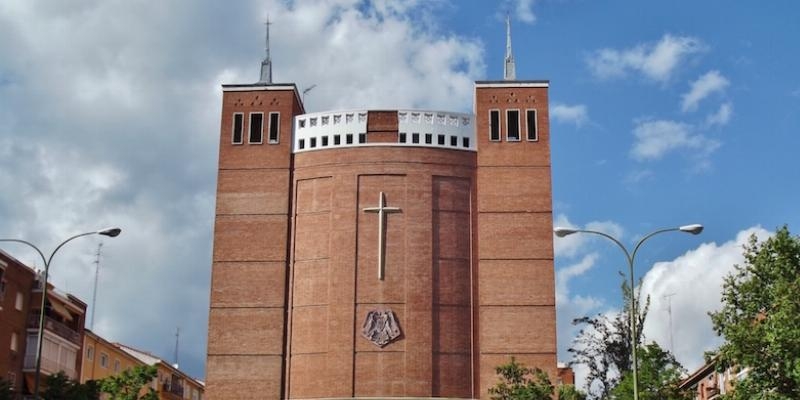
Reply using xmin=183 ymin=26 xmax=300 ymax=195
xmin=1 ymin=0 xmax=799 ymax=391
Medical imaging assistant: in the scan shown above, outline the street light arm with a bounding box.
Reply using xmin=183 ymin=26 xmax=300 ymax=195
xmin=630 ymin=227 xmax=681 ymax=264
xmin=46 ymin=231 xmax=100 ymax=267
xmin=571 ymin=229 xmax=634 ymax=265
xmin=0 ymin=238 xmax=48 ymax=269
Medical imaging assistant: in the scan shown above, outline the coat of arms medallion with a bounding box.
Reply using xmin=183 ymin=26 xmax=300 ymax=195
xmin=360 ymin=309 xmax=401 ymax=348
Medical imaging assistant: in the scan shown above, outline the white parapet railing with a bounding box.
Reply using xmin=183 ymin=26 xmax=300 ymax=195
xmin=293 ymin=109 xmax=476 ymax=153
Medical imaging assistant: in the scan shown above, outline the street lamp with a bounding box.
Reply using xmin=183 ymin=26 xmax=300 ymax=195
xmin=0 ymin=227 xmax=121 ymax=399
xmin=553 ymin=224 xmax=702 ymax=400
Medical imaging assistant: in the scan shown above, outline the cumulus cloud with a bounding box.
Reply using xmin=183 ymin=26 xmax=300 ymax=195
xmin=511 ymin=0 xmax=537 ymax=24
xmin=551 ymin=103 xmax=589 ymax=127
xmin=0 ymin=0 xmax=486 ymax=379
xmin=681 ymin=70 xmax=729 ymax=112
xmin=640 ymin=226 xmax=772 ymax=372
xmin=587 ymin=34 xmax=705 ymax=82
xmin=630 ymin=119 xmax=720 ymax=161
xmin=705 ymin=102 xmax=733 ymax=127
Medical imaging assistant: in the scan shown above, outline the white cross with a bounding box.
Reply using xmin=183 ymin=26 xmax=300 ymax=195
xmin=363 ymin=192 xmax=401 ymax=280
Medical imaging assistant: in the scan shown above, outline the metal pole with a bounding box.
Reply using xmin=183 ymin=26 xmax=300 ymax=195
xmin=628 ymin=254 xmax=639 ymax=400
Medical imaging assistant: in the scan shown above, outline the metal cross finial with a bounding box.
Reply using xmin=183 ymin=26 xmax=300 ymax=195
xmin=260 ymin=15 xmax=273 ymax=83
xmin=363 ymin=192 xmax=401 ymax=280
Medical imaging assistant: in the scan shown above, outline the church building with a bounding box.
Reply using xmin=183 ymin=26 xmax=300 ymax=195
xmin=206 ymin=18 xmax=556 ymax=399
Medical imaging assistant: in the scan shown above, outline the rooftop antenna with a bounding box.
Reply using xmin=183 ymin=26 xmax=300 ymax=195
xmin=302 ymin=84 xmax=317 ymax=103
xmin=90 ymin=242 xmax=103 ymax=330
xmin=503 ymin=13 xmax=516 ymax=80
xmin=663 ymin=292 xmax=677 ymax=354
xmin=259 ymin=15 xmax=273 ymax=83
xmin=174 ymin=326 xmax=180 ymax=368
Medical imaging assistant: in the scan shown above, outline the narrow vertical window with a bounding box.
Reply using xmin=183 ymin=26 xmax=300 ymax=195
xmin=334 ymin=135 xmax=341 ymax=145
xmin=358 ymin=133 xmax=366 ymax=143
xmin=298 ymin=139 xmax=305 ymax=150
xmin=412 ymin=133 xmax=420 ymax=144
xmin=462 ymin=137 xmax=470 ymax=148
xmin=321 ymin=136 xmax=329 ymax=147
xmin=507 ymin=110 xmax=520 ymax=141
xmin=425 ymin=133 xmax=432 ymax=144
xmin=437 ymin=134 xmax=445 ymax=145
xmin=232 ymin=113 xmax=244 ymax=144
xmin=346 ymin=134 xmax=353 ymax=144
xmin=450 ymin=136 xmax=457 ymax=147
xmin=15 ymin=291 xmax=23 ymax=311
xmin=249 ymin=113 xmax=263 ymax=144
xmin=489 ymin=110 xmax=500 ymax=141
xmin=399 ymin=133 xmax=407 ymax=143
xmin=268 ymin=112 xmax=280 ymax=144
xmin=526 ymin=109 xmax=538 ymax=141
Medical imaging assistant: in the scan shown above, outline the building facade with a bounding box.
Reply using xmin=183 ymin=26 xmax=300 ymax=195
xmin=0 ymin=251 xmax=36 ymax=395
xmin=206 ymin=22 xmax=556 ymax=400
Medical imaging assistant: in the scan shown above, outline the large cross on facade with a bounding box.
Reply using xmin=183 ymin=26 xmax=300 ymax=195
xmin=363 ymin=192 xmax=401 ymax=280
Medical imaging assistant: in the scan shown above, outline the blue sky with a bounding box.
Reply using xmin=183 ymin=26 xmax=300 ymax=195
xmin=1 ymin=0 xmax=798 ymax=390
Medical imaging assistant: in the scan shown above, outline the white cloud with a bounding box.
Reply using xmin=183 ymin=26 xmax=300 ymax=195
xmin=640 ymin=226 xmax=772 ymax=372
xmin=554 ymin=214 xmax=625 ymax=259
xmin=630 ymin=119 xmax=720 ymax=161
xmin=513 ymin=0 xmax=536 ymax=24
xmin=587 ymin=34 xmax=705 ymax=82
xmin=681 ymin=70 xmax=730 ymax=112
xmin=705 ymin=102 xmax=733 ymax=127
xmin=0 ymin=0 xmax=486 ymax=379
xmin=551 ymin=103 xmax=589 ymax=127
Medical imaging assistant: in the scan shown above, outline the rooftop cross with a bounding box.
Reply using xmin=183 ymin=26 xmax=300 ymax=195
xmin=504 ymin=14 xmax=516 ymax=80
xmin=260 ymin=16 xmax=273 ymax=83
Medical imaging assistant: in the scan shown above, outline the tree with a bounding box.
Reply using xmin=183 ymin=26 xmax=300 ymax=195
xmin=709 ymin=226 xmax=800 ymax=399
xmin=42 ymin=372 xmax=99 ymax=400
xmin=100 ymin=365 xmax=159 ymax=400
xmin=568 ymin=280 xmax=650 ymax=399
xmin=488 ymin=358 xmax=554 ymax=400
xmin=610 ymin=342 xmax=691 ymax=400
xmin=557 ymin=384 xmax=587 ymax=400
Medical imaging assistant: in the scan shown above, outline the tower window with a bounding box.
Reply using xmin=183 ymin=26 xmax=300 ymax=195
xmin=358 ymin=133 xmax=366 ymax=143
xmin=232 ymin=113 xmax=244 ymax=144
xmin=425 ymin=133 xmax=432 ymax=144
xmin=506 ymin=109 xmax=520 ymax=141
xmin=249 ymin=112 xmax=264 ymax=144
xmin=489 ymin=110 xmax=500 ymax=141
xmin=310 ymin=137 xmax=317 ymax=148
xmin=334 ymin=135 xmax=341 ymax=145
xmin=462 ymin=137 xmax=470 ymax=148
xmin=450 ymin=136 xmax=457 ymax=147
xmin=321 ymin=136 xmax=329 ymax=147
xmin=437 ymin=134 xmax=445 ymax=145
xmin=268 ymin=112 xmax=280 ymax=144
xmin=526 ymin=109 xmax=538 ymax=141
xmin=399 ymin=133 xmax=407 ymax=143
xmin=412 ymin=133 xmax=420 ymax=144
xmin=298 ymin=139 xmax=305 ymax=150
xmin=346 ymin=134 xmax=353 ymax=144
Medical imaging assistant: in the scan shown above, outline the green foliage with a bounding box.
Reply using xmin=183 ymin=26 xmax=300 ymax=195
xmin=42 ymin=372 xmax=99 ymax=400
xmin=710 ymin=226 xmax=800 ymax=399
xmin=489 ymin=357 xmax=554 ymax=400
xmin=610 ymin=342 xmax=691 ymax=400
xmin=557 ymin=384 xmax=587 ymax=400
xmin=569 ymin=280 xmax=649 ymax=399
xmin=100 ymin=365 xmax=159 ymax=400
xmin=0 ymin=378 xmax=13 ymax=400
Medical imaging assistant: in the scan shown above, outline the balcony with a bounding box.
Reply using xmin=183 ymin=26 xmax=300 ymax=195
xmin=162 ymin=382 xmax=184 ymax=398
xmin=27 ymin=314 xmax=81 ymax=345
xmin=23 ymin=354 xmax=77 ymax=380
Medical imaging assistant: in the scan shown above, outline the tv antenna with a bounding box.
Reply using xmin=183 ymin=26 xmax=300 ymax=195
xmin=90 ymin=242 xmax=103 ymax=330
xmin=302 ymin=84 xmax=317 ymax=103
xmin=663 ymin=292 xmax=677 ymax=354
xmin=174 ymin=326 xmax=180 ymax=367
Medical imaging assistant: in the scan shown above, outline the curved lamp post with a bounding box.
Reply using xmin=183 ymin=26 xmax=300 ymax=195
xmin=0 ymin=227 xmax=121 ymax=399
xmin=553 ymin=224 xmax=702 ymax=400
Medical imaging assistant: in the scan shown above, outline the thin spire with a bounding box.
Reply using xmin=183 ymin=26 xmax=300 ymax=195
xmin=260 ymin=15 xmax=273 ymax=83
xmin=504 ymin=14 xmax=516 ymax=81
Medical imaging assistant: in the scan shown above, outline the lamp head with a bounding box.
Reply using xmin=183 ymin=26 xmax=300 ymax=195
xmin=553 ymin=227 xmax=578 ymax=238
xmin=679 ymin=224 xmax=703 ymax=235
xmin=97 ymin=227 xmax=122 ymax=237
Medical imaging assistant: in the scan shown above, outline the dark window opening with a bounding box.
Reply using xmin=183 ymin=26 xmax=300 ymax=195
xmin=310 ymin=137 xmax=317 ymax=148
xmin=507 ymin=110 xmax=520 ymax=141
xmin=268 ymin=112 xmax=280 ymax=143
xmin=346 ymin=134 xmax=353 ymax=144
xmin=462 ymin=137 xmax=470 ymax=148
xmin=322 ymin=136 xmax=329 ymax=146
xmin=358 ymin=133 xmax=366 ymax=143
xmin=489 ymin=110 xmax=500 ymax=141
xmin=334 ymin=135 xmax=341 ymax=145
xmin=232 ymin=113 xmax=243 ymax=144
xmin=425 ymin=133 xmax=432 ymax=144
xmin=298 ymin=139 xmax=305 ymax=149
xmin=249 ymin=113 xmax=263 ymax=143
xmin=412 ymin=133 xmax=420 ymax=143
xmin=449 ymin=136 xmax=457 ymax=146
xmin=526 ymin=109 xmax=538 ymax=141
xmin=399 ymin=133 xmax=407 ymax=143
xmin=437 ymin=134 xmax=445 ymax=145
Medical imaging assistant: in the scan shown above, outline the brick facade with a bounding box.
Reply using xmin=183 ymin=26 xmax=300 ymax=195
xmin=206 ymin=81 xmax=555 ymax=399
